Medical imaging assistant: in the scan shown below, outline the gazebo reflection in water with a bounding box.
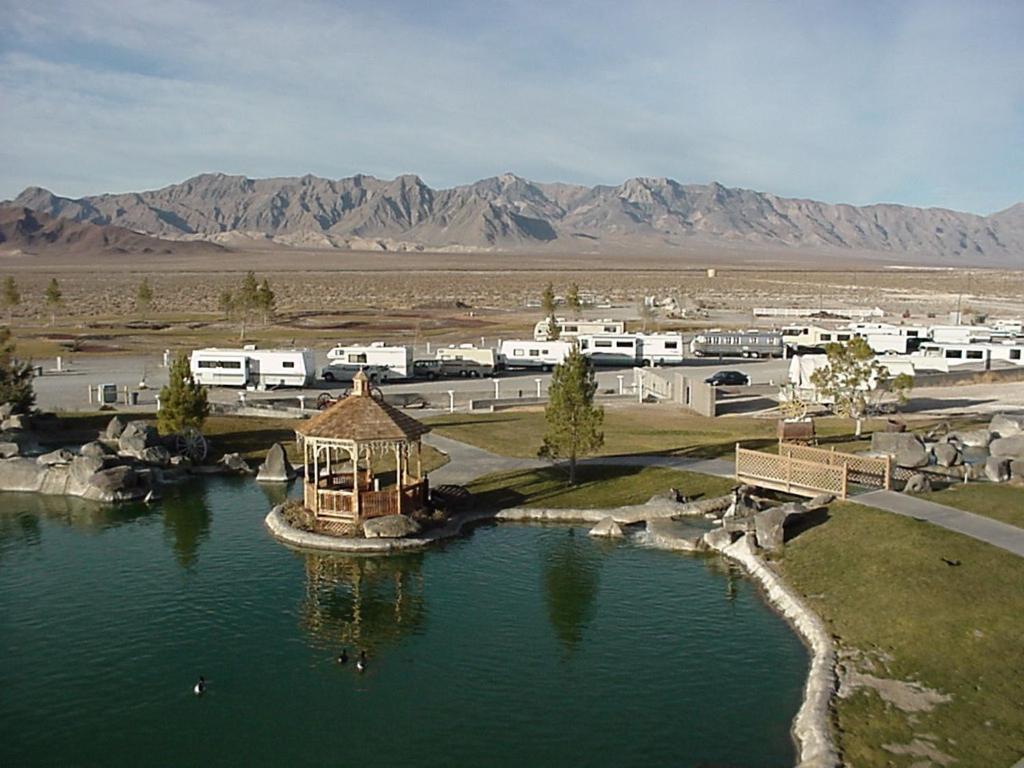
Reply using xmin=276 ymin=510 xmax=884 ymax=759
xmin=295 ymin=370 xmax=431 ymax=534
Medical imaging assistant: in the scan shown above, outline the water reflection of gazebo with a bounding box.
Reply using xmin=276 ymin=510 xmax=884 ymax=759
xmin=296 ymin=370 xmax=431 ymax=527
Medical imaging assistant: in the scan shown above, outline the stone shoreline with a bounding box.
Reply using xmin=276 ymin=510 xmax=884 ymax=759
xmin=264 ymin=504 xmax=839 ymax=767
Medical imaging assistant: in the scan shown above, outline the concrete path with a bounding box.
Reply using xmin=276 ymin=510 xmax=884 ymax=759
xmin=856 ymin=489 xmax=1024 ymax=558
xmin=424 ymin=433 xmax=736 ymax=485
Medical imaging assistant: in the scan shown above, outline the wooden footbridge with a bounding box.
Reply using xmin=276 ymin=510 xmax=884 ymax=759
xmin=735 ymin=443 xmax=892 ymax=500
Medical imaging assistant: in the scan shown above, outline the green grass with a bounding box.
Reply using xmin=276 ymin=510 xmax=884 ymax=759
xmin=466 ymin=465 xmax=734 ymax=510
xmin=777 ymin=501 xmax=1024 ymax=766
xmin=426 ymin=408 xmax=920 ymax=461
xmin=921 ymin=483 xmax=1024 ymax=529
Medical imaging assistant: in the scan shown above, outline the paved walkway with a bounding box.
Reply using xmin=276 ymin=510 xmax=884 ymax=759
xmin=856 ymin=489 xmax=1024 ymax=558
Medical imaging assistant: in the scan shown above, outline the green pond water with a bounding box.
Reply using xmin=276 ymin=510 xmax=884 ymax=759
xmin=0 ymin=478 xmax=809 ymax=767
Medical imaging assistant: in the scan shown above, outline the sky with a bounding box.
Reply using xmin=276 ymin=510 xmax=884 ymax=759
xmin=1 ymin=0 xmax=1022 ymax=214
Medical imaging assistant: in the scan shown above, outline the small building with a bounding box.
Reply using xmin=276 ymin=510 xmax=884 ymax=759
xmin=296 ymin=370 xmax=430 ymax=531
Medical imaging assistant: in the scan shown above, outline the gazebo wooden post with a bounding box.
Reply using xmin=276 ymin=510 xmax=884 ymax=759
xmin=415 ymin=440 xmax=422 ymax=480
xmin=351 ymin=443 xmax=361 ymax=520
xmin=394 ymin=442 xmax=403 ymax=515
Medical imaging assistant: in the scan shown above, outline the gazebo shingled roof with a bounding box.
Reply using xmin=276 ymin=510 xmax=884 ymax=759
xmin=296 ymin=380 xmax=430 ymax=442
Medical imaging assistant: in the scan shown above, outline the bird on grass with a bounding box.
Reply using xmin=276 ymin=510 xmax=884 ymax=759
xmin=941 ymin=557 xmax=962 ymax=567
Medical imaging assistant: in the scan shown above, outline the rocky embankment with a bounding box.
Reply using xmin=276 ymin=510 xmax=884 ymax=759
xmin=0 ymin=413 xmax=254 ymax=503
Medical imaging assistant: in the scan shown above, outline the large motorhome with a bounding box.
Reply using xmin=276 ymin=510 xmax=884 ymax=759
xmin=434 ymin=345 xmax=498 ymax=376
xmin=577 ymin=334 xmax=640 ymax=366
xmin=638 ymin=333 xmax=686 ymax=365
xmin=690 ymin=331 xmax=784 ymax=359
xmin=533 ymin=317 xmax=625 ymax=341
xmin=499 ymin=340 xmax=572 ymax=370
xmin=325 ymin=342 xmax=413 ymax=380
xmin=190 ymin=347 xmax=315 ymax=388
xmin=780 ymin=325 xmax=857 ymax=353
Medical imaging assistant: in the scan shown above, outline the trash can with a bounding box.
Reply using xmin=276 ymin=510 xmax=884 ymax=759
xmin=101 ymin=383 xmax=118 ymax=405
xmin=130 ymin=391 xmax=139 ymax=406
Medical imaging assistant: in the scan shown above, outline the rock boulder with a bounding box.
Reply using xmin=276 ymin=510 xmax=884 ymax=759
xmin=36 ymin=448 xmax=76 ymax=466
xmin=70 ymin=455 xmax=105 ymax=485
xmin=0 ymin=441 xmax=20 ymax=459
xmin=105 ymin=416 xmax=126 ymax=440
xmin=871 ymin=432 xmax=928 ymax=468
xmin=985 ymin=456 xmax=1011 ymax=483
xmin=903 ymin=473 xmax=932 ymax=494
xmin=219 ymin=452 xmax=252 ymax=474
xmin=702 ymin=526 xmax=737 ymax=551
xmin=990 ymin=435 xmax=1024 ymax=460
xmin=80 ymin=441 xmax=112 ymax=459
xmin=946 ymin=428 xmax=993 ymax=448
xmin=362 ymin=514 xmax=421 ymax=539
xmin=140 ymin=446 xmax=171 ymax=467
xmin=989 ymin=413 xmax=1024 ymax=438
xmin=752 ymin=501 xmax=806 ymax=552
xmin=88 ymin=465 xmax=138 ymax=494
xmin=588 ymin=516 xmax=624 ymax=538
xmin=932 ymin=443 xmax=961 ymax=468
xmin=256 ymin=442 xmax=296 ymax=483
xmin=1 ymin=414 xmax=28 ymax=431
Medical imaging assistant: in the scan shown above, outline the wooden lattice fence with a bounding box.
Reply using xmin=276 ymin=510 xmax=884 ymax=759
xmin=779 ymin=444 xmax=892 ymax=490
xmin=735 ymin=445 xmax=849 ymax=499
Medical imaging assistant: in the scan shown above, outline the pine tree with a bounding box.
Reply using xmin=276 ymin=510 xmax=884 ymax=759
xmin=0 ymin=327 xmax=35 ymax=414
xmin=566 ymin=282 xmax=582 ymax=318
xmin=136 ymin=278 xmax=154 ymax=316
xmin=157 ymin=352 xmax=210 ymax=435
xmin=2 ymin=277 xmax=20 ymax=325
xmin=44 ymin=278 xmax=62 ymax=326
xmin=541 ymin=282 xmax=557 ymax=317
xmin=256 ymin=278 xmax=276 ymax=325
xmin=218 ymin=289 xmax=235 ymax=320
xmin=540 ymin=347 xmax=604 ymax=485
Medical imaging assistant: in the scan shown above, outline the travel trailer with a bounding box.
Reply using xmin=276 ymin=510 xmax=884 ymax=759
xmin=577 ymin=334 xmax=640 ymax=366
xmin=690 ymin=331 xmax=785 ymax=359
xmin=434 ymin=345 xmax=498 ymax=376
xmin=638 ymin=333 xmax=686 ymax=365
xmin=533 ymin=317 xmax=625 ymax=341
xmin=325 ymin=342 xmax=413 ymax=380
xmin=498 ymin=340 xmax=572 ymax=370
xmin=780 ymin=325 xmax=856 ymax=353
xmin=190 ymin=347 xmax=315 ymax=388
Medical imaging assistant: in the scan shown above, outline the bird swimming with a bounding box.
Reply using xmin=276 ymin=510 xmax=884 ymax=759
xmin=337 ymin=649 xmax=348 ymax=664
xmin=356 ymin=651 xmax=367 ymax=673
xmin=193 ymin=676 xmax=206 ymax=696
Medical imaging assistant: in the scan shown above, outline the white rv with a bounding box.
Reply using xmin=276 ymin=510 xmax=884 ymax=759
xmin=638 ymin=333 xmax=685 ymax=365
xmin=927 ymin=325 xmax=995 ymax=345
xmin=577 ymin=334 xmax=640 ymax=366
xmin=499 ymin=340 xmax=572 ymax=370
xmin=780 ymin=325 xmax=856 ymax=352
xmin=325 ymin=342 xmax=413 ymax=380
xmin=434 ymin=345 xmax=498 ymax=376
xmin=533 ymin=317 xmax=625 ymax=341
xmin=190 ymin=347 xmax=315 ymax=388
xmin=911 ymin=342 xmax=991 ymax=371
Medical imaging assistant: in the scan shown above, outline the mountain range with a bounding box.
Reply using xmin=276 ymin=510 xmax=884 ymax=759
xmin=8 ymin=173 xmax=1024 ymax=266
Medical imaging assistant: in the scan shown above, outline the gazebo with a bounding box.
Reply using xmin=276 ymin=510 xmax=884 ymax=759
xmin=296 ymin=370 xmax=431 ymax=528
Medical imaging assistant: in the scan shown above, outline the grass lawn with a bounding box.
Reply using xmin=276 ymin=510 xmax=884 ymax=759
xmin=920 ymin=483 xmax=1024 ymax=529
xmin=466 ymin=465 xmax=735 ymax=510
xmin=426 ymin=407 xmax=915 ymax=461
xmin=777 ymin=501 xmax=1024 ymax=766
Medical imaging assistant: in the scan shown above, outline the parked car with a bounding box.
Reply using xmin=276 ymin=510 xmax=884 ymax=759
xmin=705 ymin=370 xmax=750 ymax=386
xmin=412 ymin=359 xmax=443 ymax=380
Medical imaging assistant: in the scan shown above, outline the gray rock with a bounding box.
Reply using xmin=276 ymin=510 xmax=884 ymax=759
xmin=702 ymin=526 xmax=737 ymax=551
xmin=871 ymin=432 xmax=928 ymax=468
xmin=0 ymin=457 xmax=48 ymax=492
xmin=80 ymin=441 xmax=112 ymax=459
xmin=362 ymin=514 xmax=421 ymax=539
xmin=989 ymin=413 xmax=1024 ymax=438
xmin=36 ymin=448 xmax=76 ymax=466
xmin=0 ymin=402 xmax=13 ymax=420
xmin=960 ymin=445 xmax=991 ymax=465
xmin=990 ymin=435 xmax=1024 ymax=460
xmin=753 ymin=506 xmax=789 ymax=551
xmin=88 ymin=465 xmax=138 ymax=494
xmin=588 ymin=516 xmax=624 ymax=538
xmin=70 ymin=455 xmax=105 ymax=484
xmin=946 ymin=428 xmax=992 ymax=448
xmin=104 ymin=416 xmax=126 ymax=440
xmin=0 ymin=441 xmax=20 ymax=459
xmin=140 ymin=446 xmax=171 ymax=467
xmin=984 ymin=456 xmax=1011 ymax=483
xmin=219 ymin=452 xmax=252 ymax=474
xmin=256 ymin=442 xmax=296 ymax=483
xmin=806 ymin=493 xmax=835 ymax=509
xmin=903 ymin=473 xmax=932 ymax=494
xmin=1011 ymin=459 xmax=1024 ymax=482
xmin=932 ymin=443 xmax=961 ymax=468
xmin=1 ymin=414 xmax=28 ymax=431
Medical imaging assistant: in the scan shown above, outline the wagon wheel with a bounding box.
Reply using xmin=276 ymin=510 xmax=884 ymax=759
xmin=370 ymin=385 xmax=385 ymax=402
xmin=175 ymin=426 xmax=208 ymax=463
xmin=316 ymin=392 xmax=335 ymax=410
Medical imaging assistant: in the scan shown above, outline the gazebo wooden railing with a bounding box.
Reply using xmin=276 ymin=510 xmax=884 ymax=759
xmin=305 ymin=478 xmax=430 ymax=522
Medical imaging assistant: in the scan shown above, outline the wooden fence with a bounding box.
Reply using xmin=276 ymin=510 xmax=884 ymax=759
xmin=779 ymin=444 xmax=892 ymax=490
xmin=735 ymin=445 xmax=848 ymax=499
